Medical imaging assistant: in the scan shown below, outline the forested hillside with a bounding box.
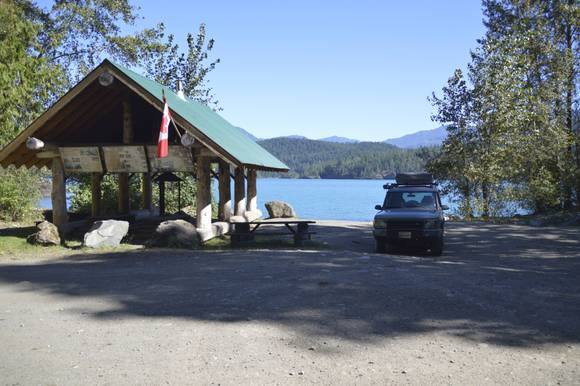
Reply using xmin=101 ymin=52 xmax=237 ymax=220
xmin=258 ymin=138 xmax=437 ymax=179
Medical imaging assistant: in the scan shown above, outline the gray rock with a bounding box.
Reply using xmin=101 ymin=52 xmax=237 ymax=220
xmin=149 ymin=219 xmax=198 ymax=249
xmin=265 ymin=201 xmax=296 ymax=218
xmin=83 ymin=220 xmax=129 ymax=248
xmin=244 ymin=209 xmax=262 ymax=222
xmin=27 ymin=221 xmax=60 ymax=246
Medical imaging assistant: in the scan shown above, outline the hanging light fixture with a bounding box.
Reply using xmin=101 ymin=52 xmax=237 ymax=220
xmin=98 ymin=71 xmax=114 ymax=87
xmin=180 ymin=132 xmax=195 ymax=147
xmin=26 ymin=137 xmax=45 ymax=150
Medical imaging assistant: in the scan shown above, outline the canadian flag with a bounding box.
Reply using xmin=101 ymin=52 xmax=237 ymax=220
xmin=157 ymin=98 xmax=171 ymax=158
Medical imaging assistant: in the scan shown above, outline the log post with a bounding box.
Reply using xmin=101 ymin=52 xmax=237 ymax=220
xmin=118 ymin=98 xmax=133 ymax=214
xmin=118 ymin=174 xmax=130 ymax=214
xmin=91 ymin=172 xmax=102 ymax=217
xmin=51 ymin=157 xmax=67 ymax=226
xmin=158 ymin=181 xmax=165 ymax=216
xmin=234 ymin=166 xmax=246 ymax=217
xmin=246 ymin=169 xmax=257 ymax=212
xmin=142 ymin=173 xmax=152 ymax=212
xmin=218 ymin=160 xmax=232 ymax=221
xmin=196 ymin=156 xmax=213 ymax=236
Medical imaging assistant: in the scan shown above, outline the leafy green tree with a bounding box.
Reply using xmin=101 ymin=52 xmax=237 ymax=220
xmin=0 ymin=0 xmax=222 ymax=219
xmin=428 ymin=69 xmax=478 ymax=218
xmin=429 ymin=0 xmax=580 ymax=217
xmin=1 ymin=0 xmax=163 ymax=221
xmin=0 ymin=0 xmax=63 ymax=146
xmin=0 ymin=166 xmax=43 ymax=221
xmin=144 ymin=23 xmax=221 ymax=109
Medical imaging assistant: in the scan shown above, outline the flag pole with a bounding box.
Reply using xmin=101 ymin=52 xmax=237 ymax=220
xmin=162 ymin=88 xmax=182 ymax=139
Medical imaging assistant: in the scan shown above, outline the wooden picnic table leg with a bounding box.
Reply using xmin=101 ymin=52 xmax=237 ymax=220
xmin=298 ymin=223 xmax=311 ymax=240
xmin=231 ymin=223 xmax=255 ymax=247
xmin=293 ymin=223 xmax=310 ymax=246
xmin=232 ymin=223 xmax=247 ymax=246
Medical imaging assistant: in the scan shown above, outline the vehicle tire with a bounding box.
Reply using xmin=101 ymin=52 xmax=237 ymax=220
xmin=375 ymin=237 xmax=386 ymax=253
xmin=430 ymin=238 xmax=443 ymax=256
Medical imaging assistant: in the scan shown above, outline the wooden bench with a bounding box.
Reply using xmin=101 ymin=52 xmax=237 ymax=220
xmin=230 ymin=219 xmax=316 ymax=246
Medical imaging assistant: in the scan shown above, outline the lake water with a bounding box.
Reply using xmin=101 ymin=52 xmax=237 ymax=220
xmin=254 ymin=178 xmax=453 ymax=221
xmin=38 ymin=178 xmax=456 ymax=221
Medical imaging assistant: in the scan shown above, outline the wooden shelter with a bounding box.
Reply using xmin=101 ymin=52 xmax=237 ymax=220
xmin=0 ymin=59 xmax=288 ymax=240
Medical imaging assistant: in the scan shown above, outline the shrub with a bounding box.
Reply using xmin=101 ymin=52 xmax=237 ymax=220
xmin=0 ymin=166 xmax=43 ymax=222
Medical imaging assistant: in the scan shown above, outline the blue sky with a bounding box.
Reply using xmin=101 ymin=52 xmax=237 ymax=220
xmin=50 ymin=0 xmax=486 ymax=141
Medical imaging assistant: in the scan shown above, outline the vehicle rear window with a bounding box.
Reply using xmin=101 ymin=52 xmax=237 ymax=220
xmin=384 ymin=191 xmax=437 ymax=209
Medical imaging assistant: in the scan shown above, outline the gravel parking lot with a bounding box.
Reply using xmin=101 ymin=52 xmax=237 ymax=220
xmin=0 ymin=221 xmax=579 ymax=385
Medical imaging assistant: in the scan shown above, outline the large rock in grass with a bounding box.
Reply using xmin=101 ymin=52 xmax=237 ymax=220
xmin=83 ymin=220 xmax=129 ymax=248
xmin=149 ymin=219 xmax=198 ymax=249
xmin=27 ymin=221 xmax=60 ymax=246
xmin=265 ymin=201 xmax=296 ymax=218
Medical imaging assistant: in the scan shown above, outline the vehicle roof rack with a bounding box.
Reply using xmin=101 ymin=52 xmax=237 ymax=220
xmin=383 ymin=172 xmax=437 ymax=189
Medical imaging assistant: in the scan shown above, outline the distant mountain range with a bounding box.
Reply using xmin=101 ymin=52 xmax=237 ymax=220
xmin=319 ymin=136 xmax=360 ymax=144
xmin=382 ymin=126 xmax=447 ymax=148
xmin=236 ymin=126 xmax=447 ymax=148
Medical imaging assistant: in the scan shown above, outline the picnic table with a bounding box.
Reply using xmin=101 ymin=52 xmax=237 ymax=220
xmin=230 ymin=218 xmax=316 ymax=246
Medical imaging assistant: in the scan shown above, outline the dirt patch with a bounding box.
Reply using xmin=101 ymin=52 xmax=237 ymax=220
xmin=0 ymin=222 xmax=579 ymax=384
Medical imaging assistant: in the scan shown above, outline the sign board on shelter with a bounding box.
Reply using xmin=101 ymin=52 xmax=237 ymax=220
xmin=60 ymin=147 xmax=102 ymax=173
xmin=102 ymin=146 xmax=149 ymax=173
xmin=147 ymin=145 xmax=194 ymax=172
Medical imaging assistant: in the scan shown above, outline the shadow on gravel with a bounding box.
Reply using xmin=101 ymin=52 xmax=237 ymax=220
xmin=0 ymin=222 xmax=578 ymax=348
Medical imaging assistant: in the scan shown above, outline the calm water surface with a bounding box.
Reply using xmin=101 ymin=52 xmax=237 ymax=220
xmin=254 ymin=178 xmax=453 ymax=221
xmin=39 ymin=178 xmax=456 ymax=222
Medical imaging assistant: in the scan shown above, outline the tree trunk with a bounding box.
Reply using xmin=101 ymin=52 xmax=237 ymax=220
xmin=482 ymin=182 xmax=491 ymax=218
xmin=565 ymin=3 xmax=580 ymax=205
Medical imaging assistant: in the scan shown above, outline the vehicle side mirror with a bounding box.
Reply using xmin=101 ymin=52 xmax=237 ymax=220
xmin=441 ymin=205 xmax=449 ymax=210
xmin=375 ymin=204 xmax=383 ymax=210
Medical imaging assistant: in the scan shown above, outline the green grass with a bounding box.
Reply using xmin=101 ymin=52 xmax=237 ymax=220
xmin=0 ymin=223 xmax=329 ymax=259
xmin=0 ymin=224 xmax=140 ymax=258
xmin=0 ymin=225 xmax=65 ymax=256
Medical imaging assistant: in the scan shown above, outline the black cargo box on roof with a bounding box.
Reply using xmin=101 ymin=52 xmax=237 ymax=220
xmin=395 ymin=172 xmax=434 ymax=185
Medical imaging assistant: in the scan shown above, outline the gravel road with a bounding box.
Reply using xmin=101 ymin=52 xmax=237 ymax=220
xmin=0 ymin=221 xmax=579 ymax=385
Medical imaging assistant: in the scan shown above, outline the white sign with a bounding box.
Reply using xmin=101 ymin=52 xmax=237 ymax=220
xmin=102 ymin=146 xmax=149 ymax=173
xmin=147 ymin=145 xmax=194 ymax=172
xmin=60 ymin=147 xmax=102 ymax=173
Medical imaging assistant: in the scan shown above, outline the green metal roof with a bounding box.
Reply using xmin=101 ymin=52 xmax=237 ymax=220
xmin=107 ymin=60 xmax=288 ymax=171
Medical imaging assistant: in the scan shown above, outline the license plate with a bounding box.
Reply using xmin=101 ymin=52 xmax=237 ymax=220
xmin=398 ymin=231 xmax=412 ymax=239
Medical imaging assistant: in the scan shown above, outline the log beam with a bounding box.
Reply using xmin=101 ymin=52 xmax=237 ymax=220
xmin=218 ymin=160 xmax=232 ymax=221
xmin=35 ymin=149 xmax=60 ymax=158
xmin=51 ymin=157 xmax=67 ymax=226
